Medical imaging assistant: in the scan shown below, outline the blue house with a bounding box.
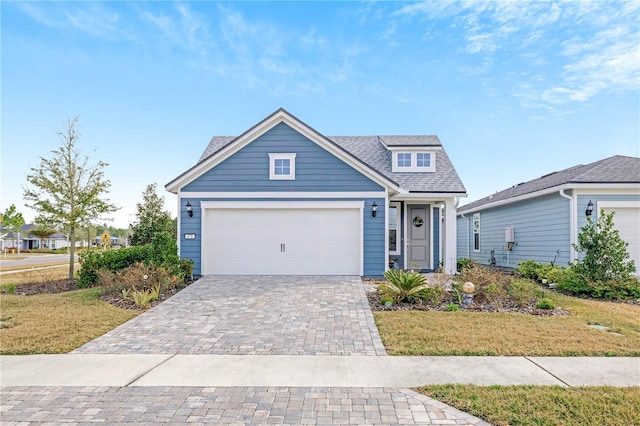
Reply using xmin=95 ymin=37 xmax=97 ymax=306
xmin=457 ymin=155 xmax=640 ymax=271
xmin=166 ymin=108 xmax=466 ymax=276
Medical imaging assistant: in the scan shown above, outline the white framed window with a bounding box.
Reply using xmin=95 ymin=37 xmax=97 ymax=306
xmin=397 ymin=153 xmax=412 ymax=168
xmin=392 ymin=151 xmax=436 ymax=172
xmin=389 ymin=202 xmax=400 ymax=255
xmin=416 ymin=152 xmax=431 ymax=168
xmin=268 ymin=153 xmax=297 ymax=180
xmin=473 ymin=213 xmax=480 ymax=252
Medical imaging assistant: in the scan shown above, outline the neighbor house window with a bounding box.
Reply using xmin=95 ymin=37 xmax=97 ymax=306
xmin=268 ymin=153 xmax=297 ymax=180
xmin=389 ymin=203 xmax=400 ymax=255
xmin=416 ymin=153 xmax=431 ymax=167
xmin=473 ymin=213 xmax=480 ymax=252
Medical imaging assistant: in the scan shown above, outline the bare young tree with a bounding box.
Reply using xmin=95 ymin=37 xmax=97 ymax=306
xmin=24 ymin=118 xmax=118 ymax=279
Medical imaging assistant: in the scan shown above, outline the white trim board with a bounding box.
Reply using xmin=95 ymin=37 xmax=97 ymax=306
xmin=181 ymin=191 xmax=386 ymax=199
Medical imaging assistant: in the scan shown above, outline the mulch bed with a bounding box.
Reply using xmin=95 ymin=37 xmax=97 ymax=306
xmin=5 ymin=279 xmax=78 ymax=295
xmin=366 ymin=287 xmax=570 ymax=316
xmin=2 ymin=278 xmax=195 ymax=311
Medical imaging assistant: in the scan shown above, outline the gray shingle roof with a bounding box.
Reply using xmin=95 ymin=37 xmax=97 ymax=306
xmin=458 ymin=155 xmax=640 ymax=213
xmin=197 ymin=133 xmax=466 ymax=194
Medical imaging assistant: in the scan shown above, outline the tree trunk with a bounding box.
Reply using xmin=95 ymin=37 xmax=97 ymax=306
xmin=69 ymin=226 xmax=75 ymax=279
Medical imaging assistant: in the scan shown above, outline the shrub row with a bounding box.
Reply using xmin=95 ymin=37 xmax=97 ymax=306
xmin=516 ymin=259 xmax=640 ymax=301
xmin=78 ymin=231 xmax=193 ymax=288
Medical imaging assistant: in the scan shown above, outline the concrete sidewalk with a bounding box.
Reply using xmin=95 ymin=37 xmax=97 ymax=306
xmin=2 ymin=354 xmax=638 ymax=388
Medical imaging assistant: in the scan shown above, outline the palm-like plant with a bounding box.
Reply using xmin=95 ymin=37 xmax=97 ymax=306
xmin=29 ymin=225 xmax=57 ymax=250
xmin=378 ymin=269 xmax=430 ymax=303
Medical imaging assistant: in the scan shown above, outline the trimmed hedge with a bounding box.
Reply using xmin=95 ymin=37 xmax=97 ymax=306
xmin=78 ymin=246 xmax=151 ymax=288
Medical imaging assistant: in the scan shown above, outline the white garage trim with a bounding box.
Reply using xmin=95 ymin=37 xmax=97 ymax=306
xmin=200 ymin=201 xmax=364 ymax=275
xmin=597 ymin=201 xmax=640 ymax=209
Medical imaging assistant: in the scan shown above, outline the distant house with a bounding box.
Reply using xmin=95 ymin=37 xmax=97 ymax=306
xmin=1 ymin=224 xmax=69 ymax=251
xmin=456 ymin=155 xmax=640 ymax=270
xmin=166 ymin=108 xmax=467 ymax=276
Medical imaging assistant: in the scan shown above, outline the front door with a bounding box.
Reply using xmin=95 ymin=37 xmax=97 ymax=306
xmin=407 ymin=205 xmax=430 ymax=271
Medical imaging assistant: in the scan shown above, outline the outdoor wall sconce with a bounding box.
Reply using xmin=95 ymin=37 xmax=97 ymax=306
xmin=585 ymin=200 xmax=594 ymax=217
xmin=186 ymin=201 xmax=193 ymax=217
xmin=371 ymin=201 xmax=378 ymax=218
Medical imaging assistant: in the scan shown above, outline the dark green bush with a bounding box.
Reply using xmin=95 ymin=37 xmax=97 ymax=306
xmin=516 ymin=260 xmax=566 ymax=283
xmin=536 ymin=298 xmax=555 ymax=310
xmin=149 ymin=231 xmax=180 ymax=273
xmin=78 ymin=245 xmax=151 ymax=288
xmin=556 ymin=269 xmax=640 ymax=300
xmin=457 ymin=258 xmax=475 ymax=272
xmin=179 ymin=258 xmax=195 ymax=281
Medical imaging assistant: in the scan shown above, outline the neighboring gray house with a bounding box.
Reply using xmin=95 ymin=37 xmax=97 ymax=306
xmin=457 ymin=155 xmax=640 ymax=270
xmin=1 ymin=223 xmax=69 ymax=251
xmin=166 ymin=108 xmax=466 ymax=276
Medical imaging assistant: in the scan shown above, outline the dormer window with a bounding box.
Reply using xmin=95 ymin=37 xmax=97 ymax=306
xmin=417 ymin=153 xmax=431 ymax=168
xmin=392 ymin=151 xmax=436 ymax=172
xmin=397 ymin=153 xmax=412 ymax=167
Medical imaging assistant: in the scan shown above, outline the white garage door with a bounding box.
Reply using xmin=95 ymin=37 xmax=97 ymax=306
xmin=202 ymin=202 xmax=362 ymax=275
xmin=601 ymin=205 xmax=640 ymax=274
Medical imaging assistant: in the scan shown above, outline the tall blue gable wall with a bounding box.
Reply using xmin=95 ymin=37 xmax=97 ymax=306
xmin=183 ymin=123 xmax=383 ymax=192
xmin=180 ymin=123 xmax=386 ymax=276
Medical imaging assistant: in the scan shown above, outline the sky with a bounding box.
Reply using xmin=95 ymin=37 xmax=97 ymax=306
xmin=2 ymin=0 xmax=639 ymax=229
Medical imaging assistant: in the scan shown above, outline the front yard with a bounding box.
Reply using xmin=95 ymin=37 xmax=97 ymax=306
xmin=374 ymin=290 xmax=640 ymax=356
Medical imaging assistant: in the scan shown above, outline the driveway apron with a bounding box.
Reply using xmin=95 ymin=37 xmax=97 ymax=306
xmin=73 ymin=276 xmax=387 ymax=356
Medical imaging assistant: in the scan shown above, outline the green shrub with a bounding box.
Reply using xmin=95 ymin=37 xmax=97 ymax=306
xmin=516 ymin=260 xmax=566 ymax=283
xmin=446 ymin=303 xmax=459 ymax=311
xmin=536 ymin=298 xmax=555 ymax=310
xmin=380 ymin=295 xmax=394 ymax=308
xmin=149 ymin=231 xmax=180 ymax=273
xmin=378 ymin=269 xmax=430 ymax=304
xmin=98 ymin=262 xmax=181 ymax=297
xmin=179 ymin=258 xmax=195 ymax=281
xmin=507 ymin=279 xmax=537 ymax=307
xmin=78 ymin=245 xmax=151 ymax=288
xmin=572 ymin=210 xmax=636 ymax=282
xmin=2 ymin=283 xmax=16 ymax=294
xmin=457 ymin=258 xmax=475 ymax=272
xmin=516 ymin=260 xmax=540 ymax=280
xmin=421 ymin=286 xmax=447 ymax=305
xmin=458 ymin=264 xmax=510 ymax=305
xmin=557 ymin=269 xmax=640 ymax=300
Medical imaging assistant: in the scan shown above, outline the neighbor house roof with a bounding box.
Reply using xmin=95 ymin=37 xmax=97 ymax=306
xmin=196 ymin=132 xmax=466 ymax=194
xmin=0 ymin=224 xmax=67 ymax=240
xmin=458 ymin=155 xmax=640 ymax=213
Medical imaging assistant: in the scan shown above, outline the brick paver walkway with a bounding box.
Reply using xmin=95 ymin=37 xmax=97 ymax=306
xmin=0 ymin=386 xmax=488 ymax=425
xmin=73 ymin=276 xmax=386 ymax=356
xmin=2 ymin=276 xmax=492 ymax=425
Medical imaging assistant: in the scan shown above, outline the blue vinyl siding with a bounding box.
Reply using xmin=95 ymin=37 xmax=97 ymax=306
xmin=457 ymin=193 xmax=571 ymax=268
xmin=183 ymin=123 xmax=384 ymax=193
xmin=180 ymin=196 xmax=386 ymax=277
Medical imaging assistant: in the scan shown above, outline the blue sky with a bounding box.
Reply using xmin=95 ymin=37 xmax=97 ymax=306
xmin=2 ymin=1 xmax=639 ymax=229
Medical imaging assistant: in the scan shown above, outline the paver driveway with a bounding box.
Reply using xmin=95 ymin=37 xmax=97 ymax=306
xmin=74 ymin=275 xmax=387 ymax=356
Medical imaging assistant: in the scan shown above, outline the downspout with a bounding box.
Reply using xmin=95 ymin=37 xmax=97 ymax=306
xmin=559 ymin=189 xmax=577 ymax=262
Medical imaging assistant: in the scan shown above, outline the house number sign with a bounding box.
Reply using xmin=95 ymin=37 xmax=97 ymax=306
xmin=184 ymin=233 xmax=196 ymax=239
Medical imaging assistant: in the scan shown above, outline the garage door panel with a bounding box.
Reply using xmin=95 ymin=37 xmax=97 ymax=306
xmin=602 ymin=207 xmax=640 ymax=272
xmin=203 ymin=206 xmax=362 ymax=275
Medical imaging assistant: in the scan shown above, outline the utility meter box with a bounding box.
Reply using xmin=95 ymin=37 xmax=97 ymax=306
xmin=505 ymin=227 xmax=515 ymax=243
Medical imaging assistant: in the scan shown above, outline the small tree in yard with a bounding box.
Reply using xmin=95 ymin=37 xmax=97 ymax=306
xmin=1 ymin=204 xmax=25 ymax=249
xmin=572 ymin=210 xmax=636 ymax=282
xmin=129 ymin=183 xmax=175 ymax=246
xmin=23 ymin=118 xmax=118 ymax=279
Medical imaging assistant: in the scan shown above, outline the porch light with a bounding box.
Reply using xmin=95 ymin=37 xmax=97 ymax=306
xmin=186 ymin=201 xmax=193 ymax=217
xmin=371 ymin=201 xmax=378 ymax=218
xmin=585 ymin=200 xmax=594 ymax=217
